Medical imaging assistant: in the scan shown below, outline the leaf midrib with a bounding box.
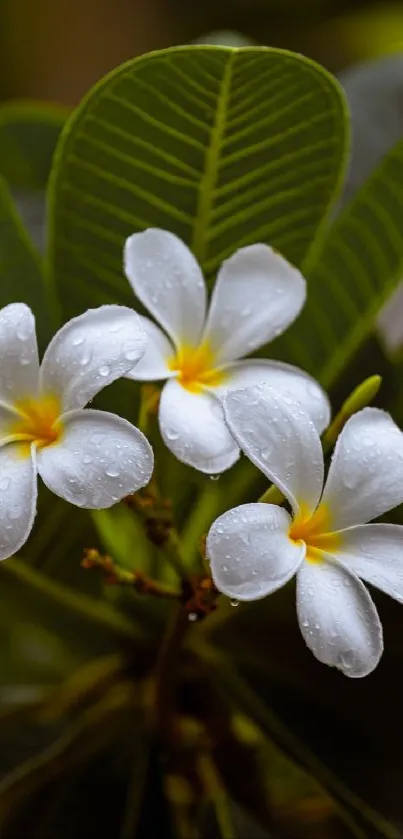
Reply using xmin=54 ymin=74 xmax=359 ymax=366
xmin=191 ymin=51 xmax=235 ymax=265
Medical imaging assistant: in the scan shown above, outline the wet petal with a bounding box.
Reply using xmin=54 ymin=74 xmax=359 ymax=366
xmin=334 ymin=523 xmax=403 ymax=603
xmin=124 ymin=228 xmax=206 ymax=347
xmin=125 ymin=315 xmax=175 ymax=381
xmin=0 ymin=303 xmax=40 ymax=403
xmin=215 ymin=359 xmax=330 ymax=434
xmin=224 ymin=384 xmax=324 ymax=516
xmin=0 ymin=443 xmax=37 ymax=560
xmin=321 ymin=408 xmax=403 ymax=529
xmin=296 ymin=556 xmax=383 ymax=678
xmin=202 ymin=244 xmax=306 ymax=363
xmin=40 ymin=306 xmax=147 ymax=411
xmin=207 ymin=502 xmax=304 ymax=600
xmin=37 ymin=409 xmax=153 ymax=508
xmin=158 ymin=379 xmax=239 ymax=474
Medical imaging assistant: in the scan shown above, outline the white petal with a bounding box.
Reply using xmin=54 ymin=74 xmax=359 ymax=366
xmin=334 ymin=524 xmax=403 ymax=603
xmin=124 ymin=229 xmax=206 ymax=347
xmin=224 ymin=384 xmax=324 ymax=516
xmin=202 ymin=244 xmax=306 ymax=364
xmin=215 ymin=359 xmax=330 ymax=434
xmin=37 ymin=409 xmax=153 ymax=509
xmin=321 ymin=408 xmax=403 ymax=529
xmin=40 ymin=306 xmax=147 ymax=411
xmin=296 ymin=556 xmax=383 ymax=678
xmin=0 ymin=443 xmax=37 ymax=560
xmin=158 ymin=379 xmax=239 ymax=474
xmin=125 ymin=315 xmax=175 ymax=382
xmin=207 ymin=503 xmax=304 ymax=601
xmin=0 ymin=303 xmax=40 ymax=402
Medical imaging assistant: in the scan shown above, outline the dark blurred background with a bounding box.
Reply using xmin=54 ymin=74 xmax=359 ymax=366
xmin=2 ymin=0 xmax=403 ymax=105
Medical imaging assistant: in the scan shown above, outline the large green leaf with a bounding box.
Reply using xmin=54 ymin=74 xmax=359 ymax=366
xmin=0 ymin=101 xmax=67 ymax=190
xmin=47 ymin=45 xmax=348 ymax=319
xmin=272 ymin=135 xmax=403 ymax=388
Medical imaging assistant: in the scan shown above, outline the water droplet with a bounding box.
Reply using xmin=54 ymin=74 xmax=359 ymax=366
xmin=105 ymin=467 xmax=120 ymax=478
xmin=99 ymin=364 xmax=110 ymax=377
xmin=16 ymin=324 xmax=30 ymax=341
xmin=166 ymin=429 xmax=179 ymax=441
xmin=188 ymin=612 xmax=198 ymax=622
xmin=72 ymin=334 xmax=85 ymax=346
xmin=230 ymin=599 xmax=239 ymax=608
xmin=125 ymin=349 xmax=139 ymax=362
xmin=209 ymin=474 xmax=220 ymax=481
xmin=83 ymin=454 xmax=93 ymax=465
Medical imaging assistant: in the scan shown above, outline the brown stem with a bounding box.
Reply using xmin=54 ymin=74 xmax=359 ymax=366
xmin=82 ymin=549 xmax=180 ymax=599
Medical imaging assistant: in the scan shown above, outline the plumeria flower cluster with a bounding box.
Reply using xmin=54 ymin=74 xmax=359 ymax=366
xmin=4 ymin=227 xmax=403 ymax=682
xmin=207 ymin=384 xmax=403 ymax=678
xmin=123 ymin=228 xmax=330 ymax=473
xmin=0 ymin=303 xmax=153 ymax=560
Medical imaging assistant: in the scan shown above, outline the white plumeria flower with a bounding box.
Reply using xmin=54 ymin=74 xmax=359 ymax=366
xmin=0 ymin=303 xmax=154 ymax=561
xmin=123 ymin=228 xmax=330 ymax=474
xmin=207 ymin=384 xmax=403 ymax=678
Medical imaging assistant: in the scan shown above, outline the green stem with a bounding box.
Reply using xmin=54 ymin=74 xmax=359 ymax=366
xmin=161 ymin=528 xmax=188 ymax=580
xmin=181 ymin=483 xmax=221 ymax=566
xmin=152 ymin=604 xmax=189 ymax=743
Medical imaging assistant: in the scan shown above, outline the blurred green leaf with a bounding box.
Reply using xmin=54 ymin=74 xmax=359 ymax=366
xmin=0 ymin=101 xmax=67 ymax=190
xmin=0 ymin=554 xmax=141 ymax=647
xmin=47 ymin=45 xmax=348 ymax=320
xmin=198 ymin=584 xmax=403 ymax=832
xmin=91 ymin=506 xmax=151 ymax=571
xmin=273 ymin=135 xmax=403 ymax=388
xmin=195 ymin=639 xmax=400 ymax=839
xmin=0 ymin=682 xmax=139 ymax=833
xmin=0 ymin=175 xmax=50 ymax=347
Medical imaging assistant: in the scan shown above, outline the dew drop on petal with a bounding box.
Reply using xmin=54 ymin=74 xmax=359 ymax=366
xmin=105 ymin=467 xmax=120 ymax=478
xmin=230 ymin=599 xmax=240 ymax=608
xmin=125 ymin=349 xmax=140 ymax=362
xmin=80 ymin=352 xmax=92 ymax=367
xmin=99 ymin=364 xmax=110 ymax=377
xmin=16 ymin=323 xmax=31 ymax=341
xmin=72 ymin=334 xmax=85 ymax=347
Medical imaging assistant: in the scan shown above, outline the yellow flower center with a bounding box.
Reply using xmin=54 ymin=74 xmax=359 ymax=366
xmin=8 ymin=394 xmax=63 ymax=454
xmin=289 ymin=503 xmax=340 ymax=563
xmin=168 ymin=341 xmax=228 ymax=393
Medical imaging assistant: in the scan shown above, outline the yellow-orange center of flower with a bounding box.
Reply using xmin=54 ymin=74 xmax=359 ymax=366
xmin=168 ymin=342 xmax=227 ymax=392
xmin=289 ymin=503 xmax=340 ymax=563
xmin=8 ymin=394 xmax=63 ymax=453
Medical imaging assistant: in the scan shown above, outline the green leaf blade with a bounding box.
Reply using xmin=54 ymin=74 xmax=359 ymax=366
xmin=273 ymin=136 xmax=403 ymax=387
xmin=47 ymin=45 xmax=348 ymax=320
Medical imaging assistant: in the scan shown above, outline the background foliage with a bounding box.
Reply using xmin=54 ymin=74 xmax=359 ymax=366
xmin=2 ymin=5 xmax=403 ymax=837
